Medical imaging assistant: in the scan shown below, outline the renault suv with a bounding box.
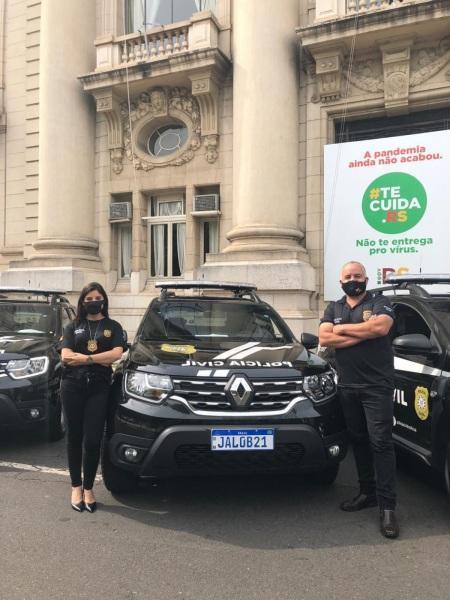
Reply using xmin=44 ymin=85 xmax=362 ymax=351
xmin=102 ymin=281 xmax=347 ymax=493
xmin=0 ymin=287 xmax=75 ymax=441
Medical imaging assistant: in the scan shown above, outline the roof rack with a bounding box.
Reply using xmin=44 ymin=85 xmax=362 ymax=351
xmin=386 ymin=274 xmax=450 ymax=285
xmin=371 ymin=273 xmax=450 ymax=299
xmin=0 ymin=287 xmax=69 ymax=305
xmin=156 ymin=280 xmax=261 ymax=302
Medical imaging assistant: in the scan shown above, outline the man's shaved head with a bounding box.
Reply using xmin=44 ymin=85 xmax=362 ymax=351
xmin=340 ymin=261 xmax=367 ymax=281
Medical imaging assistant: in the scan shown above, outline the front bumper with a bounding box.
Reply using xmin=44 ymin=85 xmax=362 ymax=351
xmin=0 ymin=378 xmax=51 ymax=430
xmin=107 ymin=423 xmax=348 ymax=478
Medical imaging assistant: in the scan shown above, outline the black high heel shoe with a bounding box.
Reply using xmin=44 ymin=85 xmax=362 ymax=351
xmin=84 ymin=501 xmax=97 ymax=513
xmin=71 ymin=500 xmax=84 ymax=512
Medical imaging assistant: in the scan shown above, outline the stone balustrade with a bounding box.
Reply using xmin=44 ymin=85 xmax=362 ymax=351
xmin=314 ymin=0 xmax=427 ymax=22
xmin=347 ymin=0 xmax=406 ymax=14
xmin=94 ymin=11 xmax=220 ymax=72
xmin=118 ymin=22 xmax=190 ymax=65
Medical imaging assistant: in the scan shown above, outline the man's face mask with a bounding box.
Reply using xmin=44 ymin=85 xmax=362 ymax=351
xmin=341 ymin=280 xmax=367 ymax=297
xmin=84 ymin=300 xmax=104 ymax=315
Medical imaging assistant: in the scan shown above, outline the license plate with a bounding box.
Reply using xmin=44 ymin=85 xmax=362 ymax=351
xmin=211 ymin=428 xmax=274 ymax=451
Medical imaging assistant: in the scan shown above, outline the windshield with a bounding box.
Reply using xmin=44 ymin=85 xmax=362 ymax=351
xmin=140 ymin=300 xmax=293 ymax=343
xmin=0 ymin=303 xmax=56 ymax=335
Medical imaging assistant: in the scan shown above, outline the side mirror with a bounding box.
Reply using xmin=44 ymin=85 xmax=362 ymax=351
xmin=122 ymin=329 xmax=131 ymax=351
xmin=392 ymin=333 xmax=438 ymax=355
xmin=301 ymin=332 xmax=319 ymax=350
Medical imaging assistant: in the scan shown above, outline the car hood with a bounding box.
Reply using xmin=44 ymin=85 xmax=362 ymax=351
xmin=128 ymin=339 xmax=329 ymax=374
xmin=0 ymin=333 xmax=54 ymax=358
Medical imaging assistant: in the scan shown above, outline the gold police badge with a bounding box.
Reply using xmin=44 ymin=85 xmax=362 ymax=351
xmin=103 ymin=329 xmax=112 ymax=338
xmin=363 ymin=310 xmax=373 ymax=321
xmin=414 ymin=386 xmax=429 ymax=421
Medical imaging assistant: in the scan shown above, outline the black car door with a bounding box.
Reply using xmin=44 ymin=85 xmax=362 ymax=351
xmin=391 ymin=301 xmax=442 ymax=452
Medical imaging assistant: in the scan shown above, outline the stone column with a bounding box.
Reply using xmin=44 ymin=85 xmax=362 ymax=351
xmin=31 ymin=0 xmax=99 ymax=269
xmin=198 ymin=0 xmax=317 ymax=333
xmin=225 ymin=0 xmax=304 ymax=254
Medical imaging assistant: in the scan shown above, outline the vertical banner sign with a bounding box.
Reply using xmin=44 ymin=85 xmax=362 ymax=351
xmin=324 ymin=130 xmax=450 ymax=300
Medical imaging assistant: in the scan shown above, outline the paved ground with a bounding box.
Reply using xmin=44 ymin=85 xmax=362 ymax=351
xmin=0 ymin=432 xmax=449 ymax=600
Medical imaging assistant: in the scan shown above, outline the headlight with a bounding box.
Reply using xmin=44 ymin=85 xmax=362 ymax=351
xmin=303 ymin=371 xmax=336 ymax=402
xmin=125 ymin=371 xmax=172 ymax=404
xmin=7 ymin=356 xmax=49 ymax=379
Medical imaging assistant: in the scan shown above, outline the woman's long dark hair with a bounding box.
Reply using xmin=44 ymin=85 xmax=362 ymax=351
xmin=75 ymin=282 xmax=110 ymax=325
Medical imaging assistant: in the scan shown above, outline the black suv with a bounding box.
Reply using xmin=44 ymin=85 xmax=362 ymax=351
xmin=102 ymin=281 xmax=347 ymax=493
xmin=0 ymin=287 xmax=75 ymax=441
xmin=382 ymin=274 xmax=450 ymax=495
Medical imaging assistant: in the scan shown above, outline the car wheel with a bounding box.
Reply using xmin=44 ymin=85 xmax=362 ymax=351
xmin=444 ymin=442 xmax=450 ymax=497
xmin=307 ymin=464 xmax=340 ymax=486
xmin=47 ymin=394 xmax=65 ymax=442
xmin=101 ymin=436 xmax=139 ymax=493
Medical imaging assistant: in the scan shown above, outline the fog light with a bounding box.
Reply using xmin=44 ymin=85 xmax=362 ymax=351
xmin=29 ymin=408 xmax=40 ymax=419
xmin=122 ymin=446 xmax=143 ymax=463
xmin=328 ymin=445 xmax=340 ymax=457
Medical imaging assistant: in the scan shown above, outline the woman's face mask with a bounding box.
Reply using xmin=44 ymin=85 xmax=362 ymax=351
xmin=83 ymin=300 xmax=104 ymax=315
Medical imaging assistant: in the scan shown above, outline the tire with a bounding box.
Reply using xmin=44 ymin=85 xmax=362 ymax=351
xmin=307 ymin=464 xmax=340 ymax=486
xmin=101 ymin=436 xmax=139 ymax=493
xmin=47 ymin=395 xmax=65 ymax=442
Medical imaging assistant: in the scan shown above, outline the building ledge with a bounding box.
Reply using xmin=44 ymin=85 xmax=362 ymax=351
xmin=298 ymin=0 xmax=450 ymax=51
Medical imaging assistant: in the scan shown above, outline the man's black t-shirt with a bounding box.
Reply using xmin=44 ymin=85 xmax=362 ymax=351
xmin=321 ymin=292 xmax=395 ymax=388
xmin=62 ymin=317 xmax=124 ymax=380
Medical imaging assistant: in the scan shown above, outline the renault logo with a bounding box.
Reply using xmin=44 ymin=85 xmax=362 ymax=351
xmin=225 ymin=374 xmax=253 ymax=409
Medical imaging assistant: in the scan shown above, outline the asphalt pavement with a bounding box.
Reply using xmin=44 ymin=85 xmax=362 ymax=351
xmin=0 ymin=432 xmax=449 ymax=600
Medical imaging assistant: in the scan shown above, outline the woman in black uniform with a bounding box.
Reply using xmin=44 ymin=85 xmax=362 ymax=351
xmin=61 ymin=282 xmax=124 ymax=513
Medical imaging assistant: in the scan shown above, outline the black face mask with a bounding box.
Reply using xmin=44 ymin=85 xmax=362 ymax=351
xmin=84 ymin=300 xmax=104 ymax=315
xmin=341 ymin=280 xmax=367 ymax=297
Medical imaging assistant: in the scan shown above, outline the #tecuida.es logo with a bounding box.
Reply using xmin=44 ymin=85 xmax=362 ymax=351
xmin=362 ymin=172 xmax=427 ymax=234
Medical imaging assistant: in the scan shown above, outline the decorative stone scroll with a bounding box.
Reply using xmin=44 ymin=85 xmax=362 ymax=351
xmin=189 ymin=70 xmax=220 ymax=164
xmin=380 ymin=40 xmax=413 ymax=114
xmin=310 ymin=47 xmax=346 ymax=103
xmin=94 ymin=89 xmax=124 ymax=174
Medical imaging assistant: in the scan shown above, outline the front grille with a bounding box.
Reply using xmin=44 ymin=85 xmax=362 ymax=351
xmin=172 ymin=378 xmax=304 ymax=412
xmin=174 ymin=443 xmax=305 ymax=472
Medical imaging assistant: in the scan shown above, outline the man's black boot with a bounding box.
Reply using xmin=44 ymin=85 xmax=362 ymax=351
xmin=380 ymin=509 xmax=399 ymax=539
xmin=340 ymin=492 xmax=377 ymax=512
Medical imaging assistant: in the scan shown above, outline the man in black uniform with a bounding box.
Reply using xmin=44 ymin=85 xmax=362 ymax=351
xmin=319 ymin=261 xmax=399 ymax=538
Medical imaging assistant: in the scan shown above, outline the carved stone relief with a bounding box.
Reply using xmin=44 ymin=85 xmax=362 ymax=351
xmin=121 ymin=87 xmax=202 ymax=171
xmin=343 ymin=59 xmax=384 ymax=94
xmin=410 ymin=37 xmax=450 ymax=87
xmin=311 ymin=35 xmax=450 ymax=112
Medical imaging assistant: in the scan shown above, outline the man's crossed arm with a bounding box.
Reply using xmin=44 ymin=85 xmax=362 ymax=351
xmin=319 ymin=315 xmax=393 ymax=349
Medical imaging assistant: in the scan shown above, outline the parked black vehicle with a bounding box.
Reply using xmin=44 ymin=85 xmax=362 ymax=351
xmin=0 ymin=287 xmax=75 ymax=441
xmin=382 ymin=274 xmax=450 ymax=496
xmin=321 ymin=274 xmax=450 ymax=496
xmin=102 ymin=281 xmax=347 ymax=493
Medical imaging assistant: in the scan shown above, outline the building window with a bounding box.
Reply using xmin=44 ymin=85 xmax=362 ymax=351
xmin=147 ymin=194 xmax=186 ymax=278
xmin=147 ymin=123 xmax=188 ymax=157
xmin=118 ymin=224 xmax=132 ymax=278
xmin=335 ymin=107 xmax=450 ymax=143
xmin=125 ymin=0 xmax=217 ymax=34
xmin=202 ymin=220 xmax=219 ymax=262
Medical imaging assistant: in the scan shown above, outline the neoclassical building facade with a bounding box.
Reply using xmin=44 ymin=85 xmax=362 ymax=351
xmin=1 ymin=0 xmax=449 ymax=336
